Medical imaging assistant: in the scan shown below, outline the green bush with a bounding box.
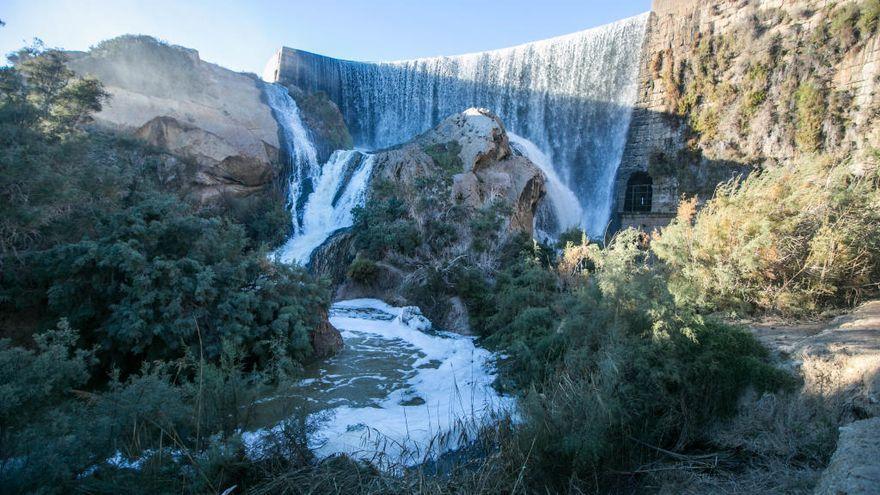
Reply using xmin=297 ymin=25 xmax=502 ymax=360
xmin=351 ymin=183 xmax=421 ymax=259
xmin=469 ymin=230 xmax=793 ymax=490
xmin=653 ymin=155 xmax=880 ymax=314
xmin=0 ymin=326 xmax=272 ymax=494
xmin=347 ymin=256 xmax=379 ymax=285
xmin=5 ymin=194 xmax=328 ymax=372
xmin=859 ymin=0 xmax=880 ymax=36
xmin=794 ymin=81 xmax=826 ymax=152
xmin=216 ymin=191 xmax=292 ymax=247
xmin=423 ymin=140 xmax=463 ymax=175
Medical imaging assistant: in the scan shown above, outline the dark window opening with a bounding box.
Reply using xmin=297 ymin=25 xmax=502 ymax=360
xmin=624 ymin=172 xmax=652 ymax=213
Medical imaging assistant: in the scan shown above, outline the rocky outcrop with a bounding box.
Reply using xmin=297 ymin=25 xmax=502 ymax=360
xmin=136 ymin=116 xmax=276 ymax=202
xmin=66 ymin=35 xmax=281 ymax=202
xmin=616 ymin=0 xmax=880 ymax=232
xmin=310 ymin=310 xmax=344 ymax=358
xmin=749 ymin=300 xmax=880 ymax=494
xmin=326 ymin=108 xmax=546 ymax=333
xmin=416 ymin=108 xmax=511 ymax=173
xmin=814 ymin=417 xmax=880 ymax=495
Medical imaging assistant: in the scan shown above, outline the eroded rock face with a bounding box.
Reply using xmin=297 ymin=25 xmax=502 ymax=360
xmin=136 ymin=116 xmax=276 ymax=202
xmin=417 ymin=108 xmax=510 ymax=172
xmin=327 ymin=108 xmax=546 ymax=333
xmin=66 ymin=35 xmax=281 ymax=202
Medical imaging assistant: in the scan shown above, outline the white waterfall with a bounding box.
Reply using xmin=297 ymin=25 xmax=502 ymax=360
xmin=263 ymin=83 xmax=321 ymax=234
xmin=269 ymin=14 xmax=649 ymax=237
xmin=264 ymin=83 xmax=375 ymax=265
xmin=508 ymin=132 xmax=583 ymax=237
xmin=276 ymin=150 xmax=374 ymax=265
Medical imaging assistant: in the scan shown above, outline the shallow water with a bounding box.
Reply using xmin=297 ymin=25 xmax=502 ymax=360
xmin=245 ymin=299 xmax=513 ymax=465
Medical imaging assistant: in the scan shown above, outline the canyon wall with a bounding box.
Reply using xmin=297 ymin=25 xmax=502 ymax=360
xmin=614 ymin=0 xmax=880 ymax=231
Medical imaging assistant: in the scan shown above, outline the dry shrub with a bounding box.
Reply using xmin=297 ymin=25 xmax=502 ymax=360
xmin=653 ymin=154 xmax=880 ymax=315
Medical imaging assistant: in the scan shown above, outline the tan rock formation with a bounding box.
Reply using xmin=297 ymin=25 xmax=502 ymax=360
xmin=321 ymin=109 xmax=546 ymax=333
xmin=136 ymin=116 xmax=276 ymax=202
xmin=66 ymin=35 xmax=281 ymax=201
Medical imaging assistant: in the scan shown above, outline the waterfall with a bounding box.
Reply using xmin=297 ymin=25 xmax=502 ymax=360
xmin=264 ymin=83 xmax=375 ymax=265
xmin=263 ymin=83 xmax=320 ymax=234
xmin=276 ymin=150 xmax=374 ymax=265
xmin=509 ymin=132 xmax=583 ymax=238
xmin=268 ymin=13 xmax=649 ymax=237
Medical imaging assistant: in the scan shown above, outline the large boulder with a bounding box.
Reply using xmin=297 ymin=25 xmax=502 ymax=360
xmin=311 ymin=311 xmax=343 ymax=359
xmin=417 ymin=108 xmax=510 ymax=172
xmin=136 ymin=116 xmax=276 ymax=202
xmin=66 ymin=35 xmax=281 ymax=202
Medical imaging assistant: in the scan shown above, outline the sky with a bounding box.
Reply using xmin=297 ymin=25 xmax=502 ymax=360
xmin=0 ymin=0 xmax=650 ymax=74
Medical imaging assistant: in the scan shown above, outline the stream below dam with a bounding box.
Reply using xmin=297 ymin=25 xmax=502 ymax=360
xmin=244 ymin=299 xmax=513 ymax=465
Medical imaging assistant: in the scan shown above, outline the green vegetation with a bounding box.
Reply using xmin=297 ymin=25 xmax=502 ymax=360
xmin=0 ymin=43 xmax=335 ymax=492
xmin=794 ymin=81 xmax=825 ymax=153
xmin=347 ymin=256 xmax=379 ymax=284
xmin=422 ymin=140 xmax=463 ymax=176
xmin=439 ymin=230 xmax=792 ymax=491
xmin=350 ymin=180 xmax=422 ymax=259
xmin=658 ymin=0 xmax=880 ymax=171
xmin=3 ymin=11 xmax=877 ymax=490
xmin=654 ymin=154 xmax=880 ymax=314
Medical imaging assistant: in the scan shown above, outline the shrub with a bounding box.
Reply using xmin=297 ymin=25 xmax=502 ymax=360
xmin=479 ymin=230 xmax=794 ymax=490
xmin=794 ymin=81 xmax=825 ymax=153
xmin=216 ymin=191 xmax=292 ymax=247
xmin=351 ymin=182 xmax=421 ymax=259
xmin=347 ymin=256 xmax=379 ymax=285
xmin=469 ymin=199 xmax=511 ymax=252
xmin=4 ymin=194 xmax=329 ymax=373
xmin=653 ymin=155 xmax=880 ymax=314
xmin=423 ymin=140 xmax=463 ymax=175
xmin=859 ymin=0 xmax=880 ymax=36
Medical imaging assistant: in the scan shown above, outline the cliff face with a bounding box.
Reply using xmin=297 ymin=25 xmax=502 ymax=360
xmin=614 ymin=0 xmax=880 ymax=231
xmin=66 ymin=35 xmax=282 ymax=203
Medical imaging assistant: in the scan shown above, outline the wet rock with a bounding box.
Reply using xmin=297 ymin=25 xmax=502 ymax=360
xmin=397 ymin=306 xmax=432 ymax=332
xmin=400 ymin=396 xmax=426 ymax=406
xmin=441 ymin=297 xmax=471 ymax=335
xmin=311 ymin=312 xmax=343 ymax=358
xmin=285 ymin=85 xmax=353 ymax=163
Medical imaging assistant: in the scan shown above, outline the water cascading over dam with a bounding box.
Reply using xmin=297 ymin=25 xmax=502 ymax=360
xmin=264 ymin=14 xmax=649 ymax=237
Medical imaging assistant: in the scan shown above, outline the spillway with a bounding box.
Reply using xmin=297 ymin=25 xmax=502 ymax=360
xmin=264 ymin=14 xmax=649 ymax=237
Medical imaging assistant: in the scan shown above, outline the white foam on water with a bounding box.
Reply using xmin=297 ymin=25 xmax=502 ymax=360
xmin=245 ymin=299 xmax=514 ymax=466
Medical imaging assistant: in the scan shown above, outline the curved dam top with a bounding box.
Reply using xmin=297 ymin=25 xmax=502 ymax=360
xmin=262 ymin=13 xmax=650 ymax=237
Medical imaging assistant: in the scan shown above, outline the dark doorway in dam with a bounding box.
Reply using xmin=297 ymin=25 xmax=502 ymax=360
xmin=624 ymin=172 xmax=653 ymax=213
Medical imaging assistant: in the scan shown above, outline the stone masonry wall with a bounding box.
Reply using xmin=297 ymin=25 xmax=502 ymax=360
xmin=614 ymin=0 xmax=880 ymax=232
